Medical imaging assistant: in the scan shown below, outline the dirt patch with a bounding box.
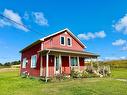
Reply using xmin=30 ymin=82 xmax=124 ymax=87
xmin=116 ymin=79 xmax=127 ymax=82
xmin=0 ymin=68 xmax=18 ymax=72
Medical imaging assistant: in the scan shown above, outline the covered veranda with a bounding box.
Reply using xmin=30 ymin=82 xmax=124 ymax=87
xmin=38 ymin=48 xmax=99 ymax=82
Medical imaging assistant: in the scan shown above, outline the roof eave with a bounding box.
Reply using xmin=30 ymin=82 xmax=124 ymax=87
xmin=19 ymin=40 xmax=42 ymax=53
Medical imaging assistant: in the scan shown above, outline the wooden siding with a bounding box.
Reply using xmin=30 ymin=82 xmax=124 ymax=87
xmin=43 ymin=31 xmax=84 ymax=51
xmin=21 ymin=43 xmax=41 ymax=77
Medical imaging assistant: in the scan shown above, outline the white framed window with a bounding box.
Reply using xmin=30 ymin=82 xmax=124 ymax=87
xmin=70 ymin=57 xmax=78 ymax=66
xmin=22 ymin=58 xmax=27 ymax=68
xmin=67 ymin=37 xmax=72 ymax=46
xmin=60 ymin=36 xmax=65 ymax=46
xmin=31 ymin=55 xmax=37 ymax=68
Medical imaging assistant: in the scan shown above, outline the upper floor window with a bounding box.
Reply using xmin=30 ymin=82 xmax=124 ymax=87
xmin=22 ymin=58 xmax=27 ymax=68
xmin=31 ymin=55 xmax=37 ymax=68
xmin=60 ymin=36 xmax=65 ymax=46
xmin=67 ymin=37 xmax=72 ymax=46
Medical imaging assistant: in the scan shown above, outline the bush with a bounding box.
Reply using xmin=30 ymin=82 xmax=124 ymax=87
xmin=81 ymin=70 xmax=89 ymax=78
xmin=70 ymin=67 xmax=104 ymax=78
xmin=88 ymin=73 xmax=100 ymax=78
xmin=55 ymin=73 xmax=69 ymax=81
xmin=21 ymin=71 xmax=29 ymax=78
xmin=70 ymin=68 xmax=82 ymax=78
xmin=98 ymin=67 xmax=111 ymax=77
xmin=86 ymin=66 xmax=94 ymax=73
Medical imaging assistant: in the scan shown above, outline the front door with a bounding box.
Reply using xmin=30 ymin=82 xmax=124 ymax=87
xmin=55 ymin=56 xmax=61 ymax=74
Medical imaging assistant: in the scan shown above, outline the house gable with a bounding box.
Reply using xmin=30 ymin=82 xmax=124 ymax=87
xmin=20 ymin=28 xmax=86 ymax=53
xmin=42 ymin=28 xmax=86 ymax=51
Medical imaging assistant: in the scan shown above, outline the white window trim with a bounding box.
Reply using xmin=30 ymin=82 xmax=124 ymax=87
xmin=31 ymin=54 xmax=37 ymax=68
xmin=67 ymin=37 xmax=72 ymax=47
xmin=41 ymin=43 xmax=43 ymax=50
xmin=60 ymin=35 xmax=65 ymax=46
xmin=22 ymin=58 xmax=27 ymax=68
xmin=54 ymin=55 xmax=62 ymax=75
xmin=70 ymin=56 xmax=79 ymax=67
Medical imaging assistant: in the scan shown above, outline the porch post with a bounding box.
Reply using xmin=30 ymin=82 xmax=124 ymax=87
xmin=59 ymin=54 xmax=62 ymax=73
xmin=46 ymin=52 xmax=49 ymax=82
xmin=40 ymin=52 xmax=43 ymax=76
xmin=90 ymin=58 xmax=93 ymax=67
xmin=77 ymin=56 xmax=80 ymax=69
xmin=96 ymin=57 xmax=99 ymax=69
xmin=69 ymin=55 xmax=71 ymax=67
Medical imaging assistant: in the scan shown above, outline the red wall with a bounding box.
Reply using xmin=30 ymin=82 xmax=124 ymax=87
xmin=43 ymin=31 xmax=84 ymax=51
xmin=62 ymin=56 xmax=70 ymax=74
xmin=79 ymin=57 xmax=85 ymax=70
xmin=21 ymin=43 xmax=41 ymax=77
xmin=42 ymin=55 xmax=54 ymax=77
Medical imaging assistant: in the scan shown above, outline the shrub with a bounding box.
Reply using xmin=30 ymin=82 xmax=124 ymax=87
xmin=86 ymin=66 xmax=94 ymax=73
xmin=88 ymin=73 xmax=99 ymax=78
xmin=81 ymin=70 xmax=89 ymax=78
xmin=98 ymin=67 xmax=111 ymax=77
xmin=55 ymin=73 xmax=68 ymax=81
xmin=70 ymin=68 xmax=82 ymax=78
xmin=21 ymin=71 xmax=29 ymax=78
xmin=71 ymin=68 xmax=100 ymax=78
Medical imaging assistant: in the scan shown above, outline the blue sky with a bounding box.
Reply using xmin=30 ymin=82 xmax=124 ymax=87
xmin=0 ymin=0 xmax=127 ymax=63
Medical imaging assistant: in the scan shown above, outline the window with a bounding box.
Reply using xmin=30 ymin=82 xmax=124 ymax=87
xmin=71 ymin=57 xmax=78 ymax=66
xmin=22 ymin=58 xmax=27 ymax=68
xmin=31 ymin=55 xmax=37 ymax=68
xmin=55 ymin=56 xmax=59 ymax=71
xmin=60 ymin=36 xmax=65 ymax=45
xmin=67 ymin=37 xmax=72 ymax=46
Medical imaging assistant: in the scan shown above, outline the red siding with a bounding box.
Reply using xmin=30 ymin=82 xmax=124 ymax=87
xmin=79 ymin=57 xmax=85 ymax=70
xmin=62 ymin=56 xmax=70 ymax=74
xmin=43 ymin=31 xmax=84 ymax=51
xmin=21 ymin=43 xmax=41 ymax=77
xmin=42 ymin=55 xmax=54 ymax=77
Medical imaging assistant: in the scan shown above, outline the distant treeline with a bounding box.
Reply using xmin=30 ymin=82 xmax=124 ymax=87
xmin=85 ymin=60 xmax=127 ymax=68
xmin=0 ymin=60 xmax=20 ymax=67
xmin=102 ymin=60 xmax=127 ymax=68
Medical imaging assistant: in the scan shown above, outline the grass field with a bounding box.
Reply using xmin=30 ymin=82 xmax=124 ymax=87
xmin=0 ymin=68 xmax=127 ymax=95
xmin=111 ymin=68 xmax=127 ymax=79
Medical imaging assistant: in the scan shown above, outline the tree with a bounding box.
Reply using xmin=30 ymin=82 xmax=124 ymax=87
xmin=0 ymin=63 xmax=3 ymax=66
xmin=4 ymin=62 xmax=11 ymax=66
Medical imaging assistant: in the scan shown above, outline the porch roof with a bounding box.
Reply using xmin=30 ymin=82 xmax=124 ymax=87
xmin=38 ymin=48 xmax=99 ymax=58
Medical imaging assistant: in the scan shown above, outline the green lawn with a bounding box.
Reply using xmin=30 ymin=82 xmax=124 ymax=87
xmin=111 ymin=68 xmax=127 ymax=79
xmin=0 ymin=69 xmax=127 ymax=95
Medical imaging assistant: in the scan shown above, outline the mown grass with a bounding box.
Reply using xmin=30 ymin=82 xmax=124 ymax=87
xmin=111 ymin=68 xmax=127 ymax=79
xmin=0 ymin=68 xmax=127 ymax=95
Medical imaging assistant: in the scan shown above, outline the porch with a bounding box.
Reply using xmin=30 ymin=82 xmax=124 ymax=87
xmin=38 ymin=48 xmax=99 ymax=82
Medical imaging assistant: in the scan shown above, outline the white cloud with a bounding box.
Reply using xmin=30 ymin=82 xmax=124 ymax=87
xmin=121 ymin=45 xmax=127 ymax=51
xmin=112 ymin=39 xmax=126 ymax=46
xmin=113 ymin=14 xmax=127 ymax=34
xmin=32 ymin=12 xmax=48 ymax=26
xmin=0 ymin=9 xmax=29 ymax=32
xmin=120 ymin=56 xmax=127 ymax=59
xmin=104 ymin=56 xmax=127 ymax=61
xmin=95 ymin=31 xmax=106 ymax=38
xmin=77 ymin=30 xmax=106 ymax=40
xmin=0 ymin=19 xmax=11 ymax=27
xmin=104 ymin=56 xmax=118 ymax=61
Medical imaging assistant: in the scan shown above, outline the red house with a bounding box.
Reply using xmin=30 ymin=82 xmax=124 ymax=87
xmin=20 ymin=28 xmax=98 ymax=80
